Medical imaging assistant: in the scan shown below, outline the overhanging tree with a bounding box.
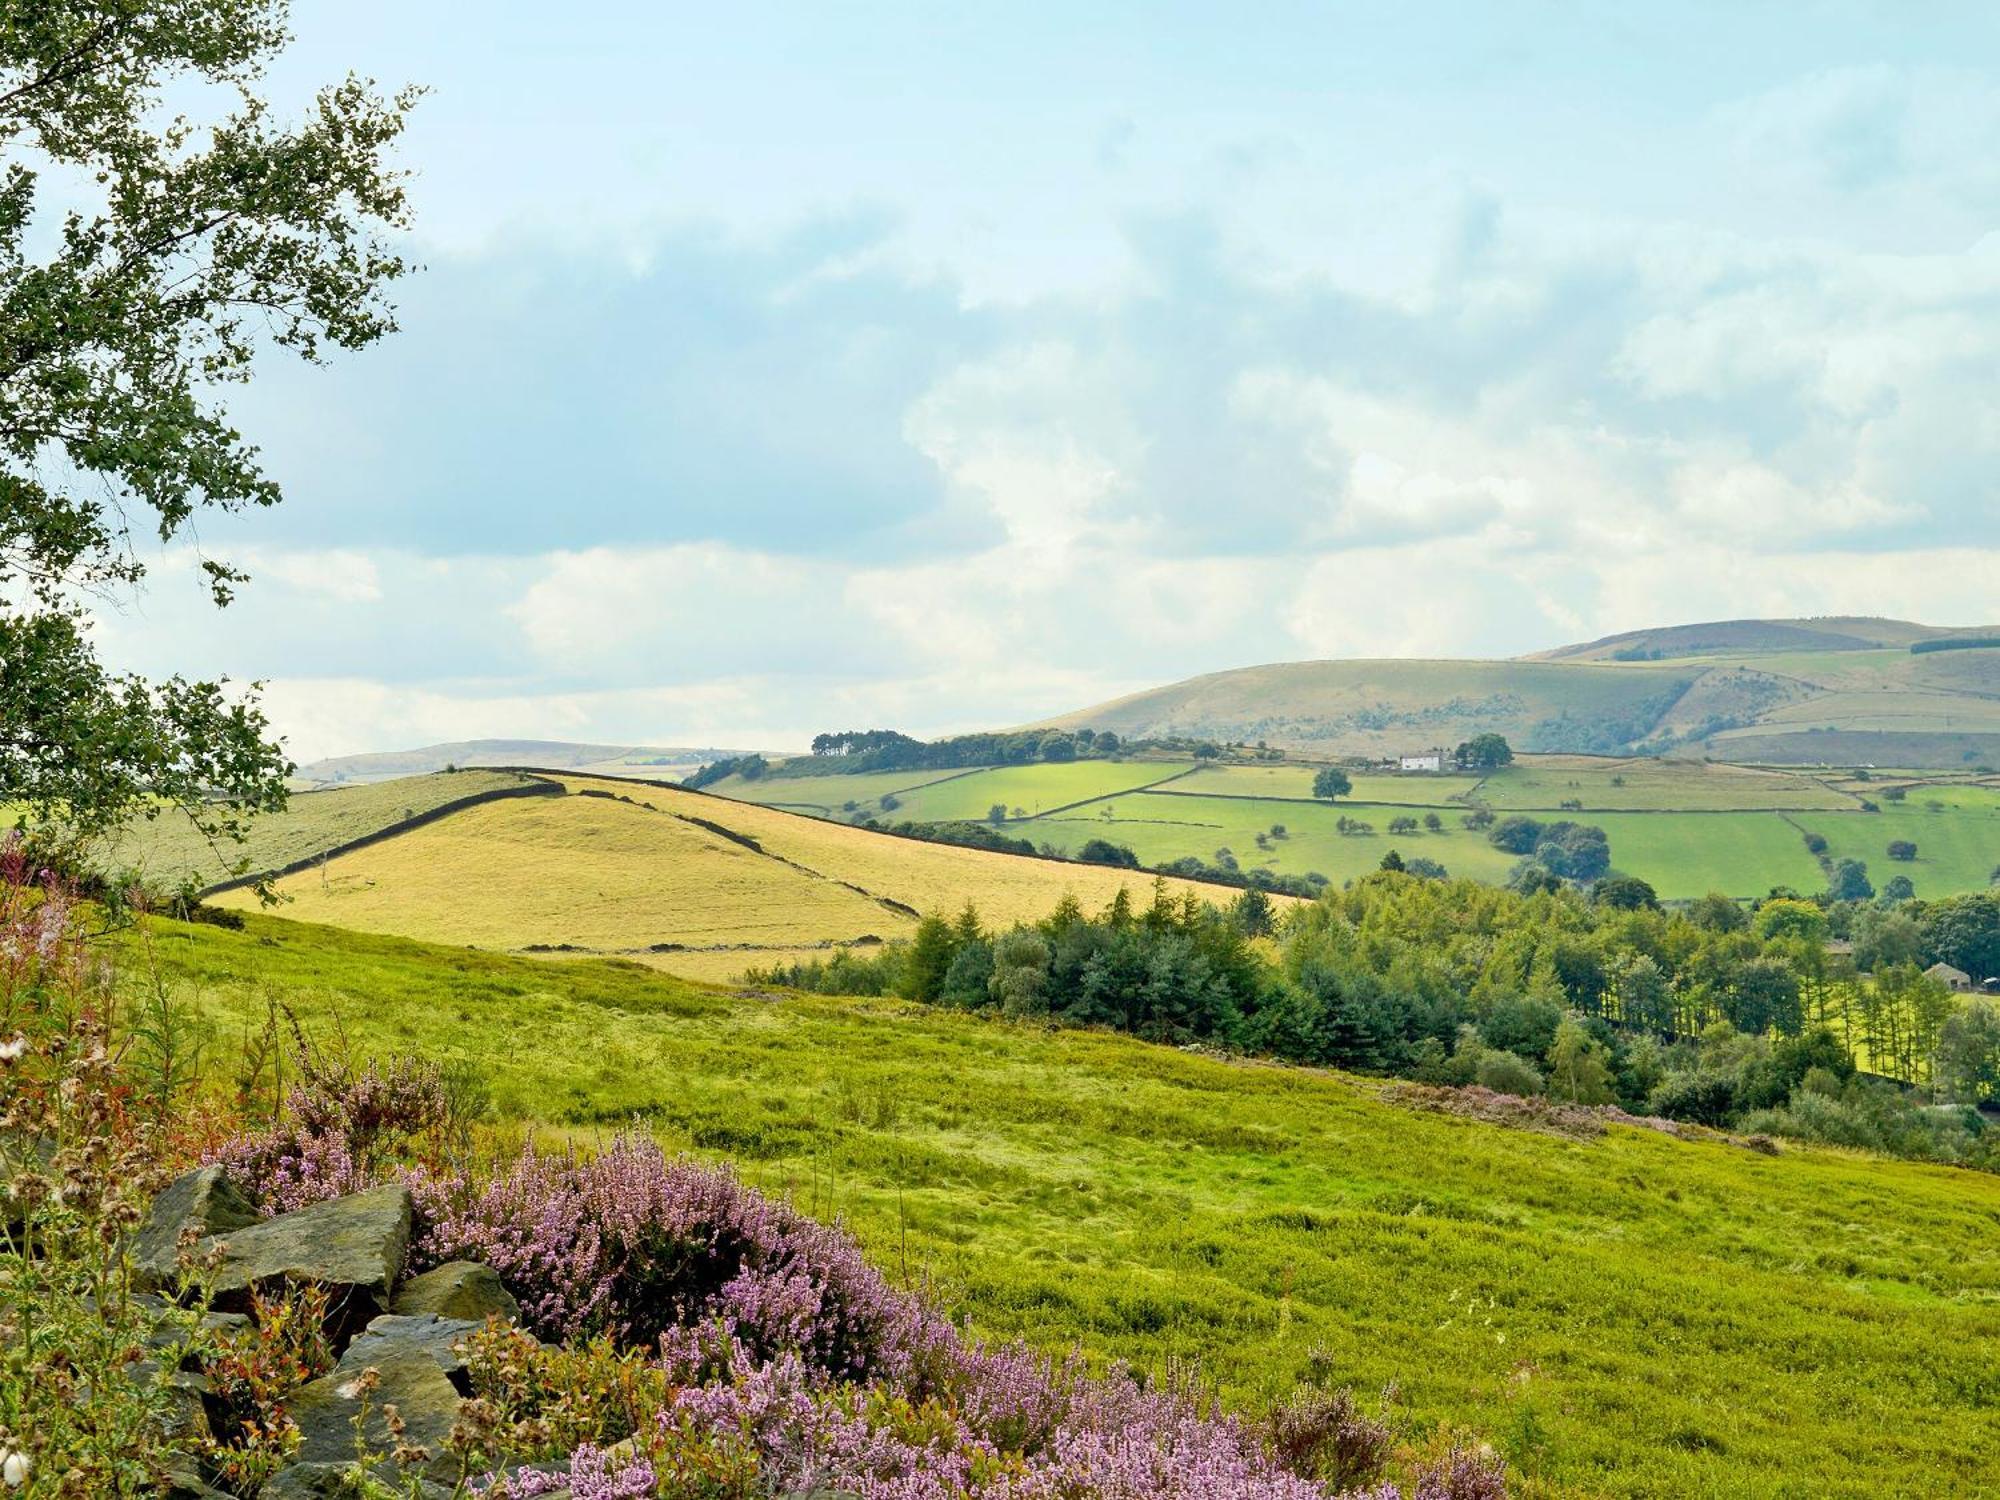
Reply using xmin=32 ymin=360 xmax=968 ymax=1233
xmin=0 ymin=2 xmax=417 ymax=855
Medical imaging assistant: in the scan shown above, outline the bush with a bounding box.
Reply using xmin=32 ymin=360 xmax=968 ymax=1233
xmin=1475 ymin=1051 xmax=1543 ymax=1097
xmin=1887 ymin=840 xmax=1918 ymax=862
xmin=1648 ymin=1071 xmax=1737 ymax=1127
xmin=1076 ymin=838 xmax=1140 ymax=868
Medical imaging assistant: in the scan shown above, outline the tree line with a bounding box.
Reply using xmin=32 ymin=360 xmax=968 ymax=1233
xmin=751 ymin=877 xmax=2000 ymax=1172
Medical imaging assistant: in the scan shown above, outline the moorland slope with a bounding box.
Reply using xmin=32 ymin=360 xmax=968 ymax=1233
xmin=1033 ymin=617 xmax=2000 ymax=766
xmin=132 ymin=910 xmax=2000 ymax=1500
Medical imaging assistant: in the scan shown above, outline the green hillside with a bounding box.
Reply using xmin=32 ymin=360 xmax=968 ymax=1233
xmin=130 ymin=911 xmax=2000 ymax=1499
xmin=1032 ymin=618 xmax=2000 ymax=766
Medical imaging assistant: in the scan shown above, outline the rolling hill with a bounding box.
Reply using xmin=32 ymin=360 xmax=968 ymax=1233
xmin=1033 ymin=616 xmax=2000 ymax=766
xmin=201 ymin=772 xmax=1272 ymax=978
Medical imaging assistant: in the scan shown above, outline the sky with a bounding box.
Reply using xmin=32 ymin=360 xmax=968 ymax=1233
xmin=90 ymin=2 xmax=2000 ymax=761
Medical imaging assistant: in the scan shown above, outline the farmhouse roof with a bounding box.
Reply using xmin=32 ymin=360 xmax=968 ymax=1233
xmin=1925 ymin=961 xmax=1971 ymax=985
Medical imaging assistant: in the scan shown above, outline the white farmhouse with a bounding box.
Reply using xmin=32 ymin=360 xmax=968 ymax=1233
xmin=1399 ymin=751 xmax=1444 ymax=773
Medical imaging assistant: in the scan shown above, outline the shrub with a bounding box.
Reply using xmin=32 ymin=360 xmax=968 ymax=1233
xmin=1887 ymin=840 xmax=1918 ymax=862
xmin=0 ymin=850 xmax=200 ymax=1491
xmin=422 ymin=1136 xmax=938 ymax=1374
xmin=1475 ymin=1051 xmax=1543 ymax=1098
xmin=1648 ymin=1071 xmax=1737 ymax=1128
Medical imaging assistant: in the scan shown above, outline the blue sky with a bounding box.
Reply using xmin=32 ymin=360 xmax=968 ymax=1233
xmin=94 ymin=3 xmax=2000 ymax=758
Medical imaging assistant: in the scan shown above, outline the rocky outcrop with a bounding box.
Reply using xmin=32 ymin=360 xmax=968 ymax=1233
xmin=196 ymin=1182 xmax=411 ymax=1342
xmin=127 ymin=1169 xmax=533 ymax=1497
xmin=391 ymin=1260 xmax=521 ymax=1325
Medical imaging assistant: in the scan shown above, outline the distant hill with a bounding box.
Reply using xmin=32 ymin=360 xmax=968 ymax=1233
xmin=295 ymin=739 xmax=764 ymax=786
xmin=1529 ymin=616 xmax=1957 ymax=662
xmin=1037 ymin=617 xmax=2000 ymax=766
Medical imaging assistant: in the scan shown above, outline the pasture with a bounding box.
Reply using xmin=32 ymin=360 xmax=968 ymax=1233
xmin=694 ymin=754 xmax=2000 ymax=900
xmin=130 ymin=910 xmax=2000 ymax=1500
xmin=1803 ymin=803 xmax=2000 ymax=901
xmin=1467 ymin=757 xmax=1855 ymax=812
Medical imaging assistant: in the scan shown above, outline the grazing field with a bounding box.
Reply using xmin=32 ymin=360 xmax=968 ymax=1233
xmin=131 ymin=910 xmax=2000 ymax=1500
xmin=93 ymin=768 xmax=542 ymax=889
xmin=1168 ymin=764 xmax=1485 ymax=805
xmin=1583 ymin=812 xmax=1829 ymax=899
xmin=691 ymin=753 xmax=2000 ymax=899
xmin=712 ymin=760 xmax=1198 ymax=821
xmin=212 ymin=777 xmax=1252 ymax=975
xmin=1802 ymin=804 xmax=2000 ymax=902
xmin=1028 ymin=794 xmax=1523 ymax=886
xmin=703 ymin=767 xmax=966 ymax=815
xmin=1468 ymin=757 xmax=1855 ymax=812
xmin=867 ymin=759 xmax=1197 ymax=820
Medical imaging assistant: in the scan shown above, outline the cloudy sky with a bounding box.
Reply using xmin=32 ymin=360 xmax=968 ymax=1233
xmin=94 ymin=3 xmax=2000 ymax=760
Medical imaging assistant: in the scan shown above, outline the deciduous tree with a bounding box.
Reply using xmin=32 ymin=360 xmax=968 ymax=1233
xmin=0 ymin=2 xmax=419 ymax=849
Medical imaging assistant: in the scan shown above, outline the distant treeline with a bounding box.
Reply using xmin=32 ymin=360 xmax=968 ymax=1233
xmin=687 ymin=725 xmax=1248 ymax=789
xmin=1910 ymin=635 xmax=2000 ymax=655
xmin=752 ymin=878 xmax=2000 ymax=1173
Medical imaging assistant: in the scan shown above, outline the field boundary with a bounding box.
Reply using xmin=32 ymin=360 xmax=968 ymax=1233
xmin=198 ymin=775 xmax=565 ymax=898
xmin=1138 ymin=788 xmax=1862 ymax=816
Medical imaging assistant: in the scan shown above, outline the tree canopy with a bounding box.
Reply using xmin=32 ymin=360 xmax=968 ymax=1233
xmin=0 ymin=1 xmax=418 ymax=851
xmin=1311 ymin=766 xmax=1352 ymax=801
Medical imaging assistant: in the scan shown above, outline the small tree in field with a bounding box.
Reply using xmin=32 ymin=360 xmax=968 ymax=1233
xmin=1312 ymin=767 xmax=1352 ymax=801
xmin=1887 ymin=840 xmax=1918 ymax=862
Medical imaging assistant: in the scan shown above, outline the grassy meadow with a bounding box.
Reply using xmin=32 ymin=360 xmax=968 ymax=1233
xmin=131 ymin=910 xmax=2000 ymax=1500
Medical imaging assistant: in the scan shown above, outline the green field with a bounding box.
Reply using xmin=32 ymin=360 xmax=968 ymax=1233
xmin=129 ymin=910 xmax=2000 ymax=1500
xmin=706 ymin=767 xmax=965 ymax=815
xmin=1170 ymin=764 xmax=1485 ymax=805
xmin=1468 ymin=758 xmax=1855 ymax=812
xmin=690 ymin=753 xmax=2000 ymax=900
xmin=1584 ymin=812 xmax=1829 ymax=899
xmin=1029 ymin=794 xmax=1523 ymax=886
xmin=711 ymin=760 xmax=1198 ymax=821
xmin=1803 ymin=804 xmax=2000 ymax=902
xmin=870 ymin=759 xmax=1197 ymax=821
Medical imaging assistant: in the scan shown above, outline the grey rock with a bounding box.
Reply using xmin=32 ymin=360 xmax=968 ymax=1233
xmin=134 ymin=1165 xmax=261 ymax=1289
xmin=343 ymin=1313 xmax=483 ymax=1384
xmin=391 ymin=1260 xmax=521 ymax=1325
xmin=157 ymin=1454 xmax=229 ymax=1499
xmin=196 ymin=1183 xmax=411 ymax=1342
xmin=283 ymin=1345 xmax=468 ymax=1483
